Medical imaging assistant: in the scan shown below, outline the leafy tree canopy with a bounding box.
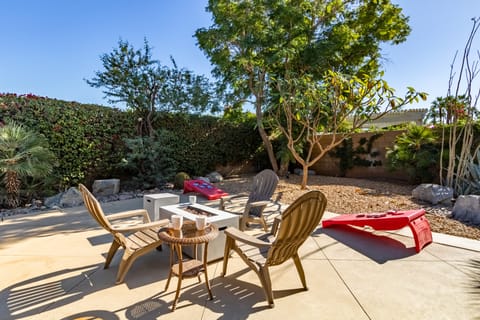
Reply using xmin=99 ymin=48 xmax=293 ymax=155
xmin=196 ymin=0 xmax=412 ymax=172
xmin=196 ymin=0 xmax=410 ymax=101
xmin=87 ymin=39 xmax=220 ymax=136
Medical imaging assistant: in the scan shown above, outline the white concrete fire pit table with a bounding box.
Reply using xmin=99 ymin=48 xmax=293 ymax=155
xmin=159 ymin=203 xmax=239 ymax=262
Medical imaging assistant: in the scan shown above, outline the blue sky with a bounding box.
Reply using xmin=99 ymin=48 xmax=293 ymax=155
xmin=0 ymin=0 xmax=479 ymax=111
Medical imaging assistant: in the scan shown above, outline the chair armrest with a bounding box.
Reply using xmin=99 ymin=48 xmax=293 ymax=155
xmin=221 ymin=193 xmax=249 ymax=201
xmin=271 ymin=216 xmax=282 ymax=235
xmin=106 ymin=209 xmax=150 ymax=222
xmin=220 ymin=193 xmax=249 ymax=209
xmin=224 ymin=227 xmax=272 ymax=249
xmin=248 ymin=200 xmax=271 ymax=208
xmin=111 ymin=218 xmax=170 ymax=232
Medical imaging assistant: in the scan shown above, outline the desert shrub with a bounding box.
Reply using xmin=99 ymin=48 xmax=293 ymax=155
xmin=174 ymin=172 xmax=191 ymax=189
xmin=118 ymin=129 xmax=177 ymax=189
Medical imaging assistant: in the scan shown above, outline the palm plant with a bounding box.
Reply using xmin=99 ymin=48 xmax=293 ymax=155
xmin=386 ymin=122 xmax=439 ymax=183
xmin=0 ymin=122 xmax=56 ymax=208
xmin=426 ymin=95 xmax=472 ymax=125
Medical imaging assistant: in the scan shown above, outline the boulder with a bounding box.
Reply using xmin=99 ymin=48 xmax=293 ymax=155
xmin=92 ymin=179 xmax=120 ymax=196
xmin=412 ymin=184 xmax=453 ymax=205
xmin=59 ymin=187 xmax=84 ymax=207
xmin=44 ymin=193 xmax=62 ymax=208
xmin=207 ymin=171 xmax=223 ymax=183
xmin=44 ymin=187 xmax=83 ymax=208
xmin=452 ymin=195 xmax=480 ymax=225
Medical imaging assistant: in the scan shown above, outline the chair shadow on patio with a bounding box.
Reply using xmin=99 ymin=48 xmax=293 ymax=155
xmin=157 ymin=268 xmax=271 ymax=319
xmin=86 ymin=231 xmax=172 ymax=290
xmin=3 ymin=264 xmax=105 ymax=319
xmin=3 ymin=250 xmax=172 ymax=319
xmin=60 ymin=310 xmax=120 ymax=320
xmin=77 ymin=267 xmax=269 ymax=319
xmin=315 ymin=225 xmax=417 ymax=263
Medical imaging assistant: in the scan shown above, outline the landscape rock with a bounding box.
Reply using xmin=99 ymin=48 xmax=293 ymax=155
xmin=59 ymin=187 xmax=84 ymax=207
xmin=412 ymin=184 xmax=453 ymax=205
xmin=44 ymin=193 xmax=62 ymax=208
xmin=452 ymin=195 xmax=480 ymax=225
xmin=44 ymin=187 xmax=84 ymax=208
xmin=207 ymin=171 xmax=223 ymax=183
xmin=92 ymin=179 xmax=120 ymax=196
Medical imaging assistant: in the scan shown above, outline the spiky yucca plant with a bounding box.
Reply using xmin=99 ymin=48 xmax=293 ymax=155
xmin=0 ymin=122 xmax=56 ymax=208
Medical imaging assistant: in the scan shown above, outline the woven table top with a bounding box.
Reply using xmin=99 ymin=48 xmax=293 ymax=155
xmin=157 ymin=220 xmax=219 ymax=245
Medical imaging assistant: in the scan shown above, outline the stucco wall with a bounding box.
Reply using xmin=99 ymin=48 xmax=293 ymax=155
xmin=310 ymin=130 xmax=408 ymax=181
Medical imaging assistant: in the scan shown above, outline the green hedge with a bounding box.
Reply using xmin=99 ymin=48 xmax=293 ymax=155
xmin=0 ymin=94 xmax=133 ymax=190
xmin=0 ymin=94 xmax=263 ymax=193
xmin=156 ymin=113 xmax=261 ymax=175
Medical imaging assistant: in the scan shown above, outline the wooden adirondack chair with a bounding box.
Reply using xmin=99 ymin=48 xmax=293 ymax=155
xmin=220 ymin=169 xmax=279 ymax=231
xmin=79 ymin=184 xmax=169 ymax=284
xmin=222 ymin=190 xmax=327 ymax=307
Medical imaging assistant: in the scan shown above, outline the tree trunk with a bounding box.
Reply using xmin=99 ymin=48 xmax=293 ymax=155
xmin=255 ymin=95 xmax=278 ymax=173
xmin=6 ymin=170 xmax=20 ymax=208
xmin=278 ymin=160 xmax=289 ymax=176
xmin=257 ymin=124 xmax=278 ymax=172
xmin=301 ymin=165 xmax=309 ymax=190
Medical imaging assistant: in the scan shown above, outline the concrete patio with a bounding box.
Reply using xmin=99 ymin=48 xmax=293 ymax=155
xmin=1 ymin=197 xmax=479 ymax=319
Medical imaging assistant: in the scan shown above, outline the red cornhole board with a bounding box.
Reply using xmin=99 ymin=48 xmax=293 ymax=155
xmin=322 ymin=209 xmax=432 ymax=252
xmin=183 ymin=179 xmax=229 ymax=200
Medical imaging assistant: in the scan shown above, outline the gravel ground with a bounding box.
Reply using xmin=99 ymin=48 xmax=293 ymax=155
xmin=217 ymin=174 xmax=480 ymax=241
xmin=3 ymin=173 xmax=478 ymax=241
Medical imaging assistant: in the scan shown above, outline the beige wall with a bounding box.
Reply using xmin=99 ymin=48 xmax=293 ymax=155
xmin=310 ymin=130 xmax=408 ymax=181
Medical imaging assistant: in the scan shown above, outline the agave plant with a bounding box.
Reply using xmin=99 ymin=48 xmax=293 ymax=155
xmin=456 ymin=148 xmax=480 ymax=195
xmin=0 ymin=122 xmax=56 ymax=208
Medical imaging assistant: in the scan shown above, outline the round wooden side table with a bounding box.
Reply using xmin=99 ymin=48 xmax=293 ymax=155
xmin=158 ymin=220 xmax=219 ymax=311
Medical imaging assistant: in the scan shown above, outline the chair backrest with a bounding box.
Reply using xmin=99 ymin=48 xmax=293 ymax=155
xmin=78 ymin=184 xmax=114 ymax=233
xmin=248 ymin=169 xmax=279 ymax=216
xmin=267 ymin=190 xmax=327 ymax=266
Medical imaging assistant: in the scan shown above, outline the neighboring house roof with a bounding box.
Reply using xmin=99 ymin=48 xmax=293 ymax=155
xmin=355 ymin=108 xmax=428 ymax=129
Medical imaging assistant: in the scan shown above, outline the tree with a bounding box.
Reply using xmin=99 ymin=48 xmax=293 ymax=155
xmin=196 ymin=0 xmax=412 ymax=172
xmin=441 ymin=18 xmax=480 ymax=195
xmin=425 ymin=95 xmax=469 ymax=125
xmin=87 ymin=39 xmax=219 ymax=136
xmin=0 ymin=122 xmax=56 ymax=208
xmin=273 ymin=70 xmax=425 ymax=189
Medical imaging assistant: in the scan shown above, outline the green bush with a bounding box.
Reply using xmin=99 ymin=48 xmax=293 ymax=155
xmin=386 ymin=123 xmax=439 ymax=183
xmin=174 ymin=172 xmax=191 ymax=189
xmin=118 ymin=129 xmax=177 ymax=189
